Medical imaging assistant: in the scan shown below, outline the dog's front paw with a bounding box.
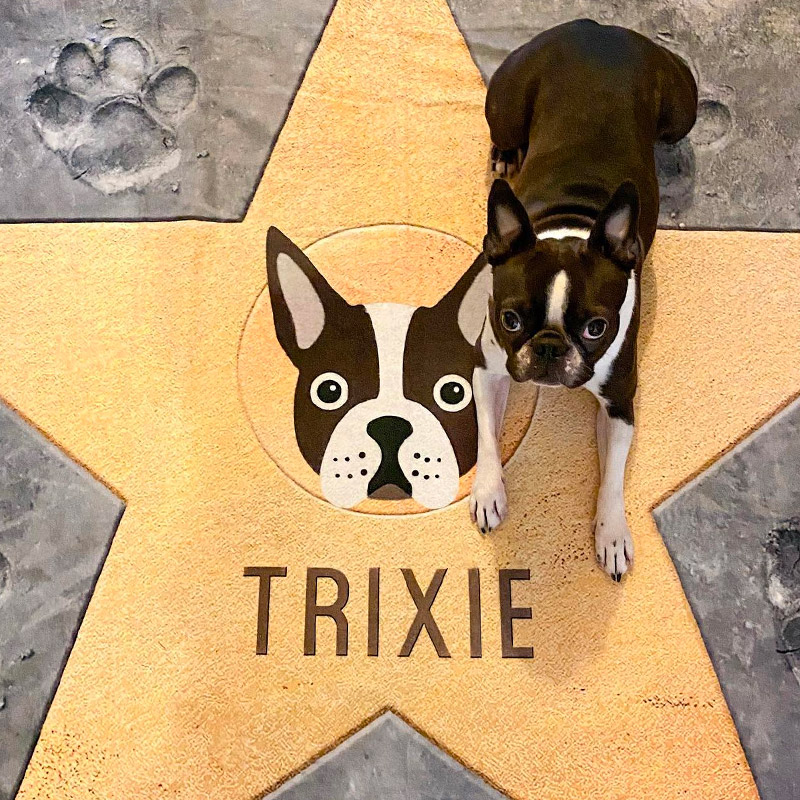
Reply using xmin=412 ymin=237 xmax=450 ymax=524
xmin=469 ymin=469 xmax=507 ymax=534
xmin=490 ymin=145 xmax=524 ymax=179
xmin=594 ymin=505 xmax=633 ymax=582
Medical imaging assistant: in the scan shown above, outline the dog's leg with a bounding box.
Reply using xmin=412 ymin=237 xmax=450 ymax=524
xmin=594 ymin=405 xmax=634 ymax=581
xmin=595 ymin=403 xmax=608 ymax=483
xmin=470 ymin=365 xmax=510 ymax=533
xmin=485 ymin=55 xmax=533 ymax=181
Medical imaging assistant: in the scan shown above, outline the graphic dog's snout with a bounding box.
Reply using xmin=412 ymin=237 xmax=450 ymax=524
xmin=366 ymin=416 xmax=413 ymax=497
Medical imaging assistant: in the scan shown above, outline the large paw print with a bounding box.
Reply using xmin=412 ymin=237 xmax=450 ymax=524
xmin=27 ymin=37 xmax=198 ymax=193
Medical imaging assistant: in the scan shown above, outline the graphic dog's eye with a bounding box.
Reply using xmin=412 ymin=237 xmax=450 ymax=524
xmin=501 ymin=309 xmax=522 ymax=332
xmin=582 ymin=318 xmax=608 ymax=340
xmin=310 ymin=372 xmax=349 ymax=410
xmin=433 ymin=374 xmax=472 ymax=412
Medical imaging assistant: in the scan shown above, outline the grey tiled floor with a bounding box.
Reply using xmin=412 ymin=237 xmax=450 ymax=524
xmin=264 ymin=712 xmax=508 ymax=799
xmin=0 ymin=402 xmax=124 ymax=800
xmin=0 ymin=0 xmax=334 ymax=221
xmin=448 ymin=0 xmax=800 ymax=230
xmin=653 ymin=397 xmax=800 ymax=800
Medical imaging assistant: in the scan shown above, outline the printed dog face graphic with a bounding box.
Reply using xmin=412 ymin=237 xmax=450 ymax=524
xmin=266 ymin=227 xmax=491 ymax=509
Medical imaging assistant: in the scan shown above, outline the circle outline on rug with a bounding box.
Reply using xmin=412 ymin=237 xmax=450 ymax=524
xmin=237 ymin=222 xmax=537 ymax=516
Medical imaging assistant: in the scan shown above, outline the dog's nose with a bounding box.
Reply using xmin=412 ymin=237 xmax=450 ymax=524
xmin=532 ymin=330 xmax=568 ymax=361
xmin=366 ymin=416 xmax=413 ymax=498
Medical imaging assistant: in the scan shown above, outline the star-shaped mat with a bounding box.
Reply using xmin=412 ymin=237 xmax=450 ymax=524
xmin=1 ymin=0 xmax=799 ymax=797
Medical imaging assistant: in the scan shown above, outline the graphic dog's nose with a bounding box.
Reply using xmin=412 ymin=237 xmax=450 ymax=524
xmin=532 ymin=330 xmax=568 ymax=361
xmin=366 ymin=416 xmax=413 ymax=498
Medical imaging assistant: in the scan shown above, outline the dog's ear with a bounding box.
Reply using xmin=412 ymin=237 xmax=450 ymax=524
xmin=484 ymin=179 xmax=535 ymax=264
xmin=588 ymin=181 xmax=641 ymax=270
xmin=432 ymin=254 xmax=492 ymax=346
xmin=266 ymin=227 xmax=348 ymax=364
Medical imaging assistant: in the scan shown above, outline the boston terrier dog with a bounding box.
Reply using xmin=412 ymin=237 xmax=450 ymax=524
xmin=267 ymin=227 xmax=491 ymax=510
xmin=470 ymin=20 xmax=697 ymax=580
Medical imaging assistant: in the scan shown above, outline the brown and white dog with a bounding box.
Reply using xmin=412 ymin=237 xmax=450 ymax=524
xmin=469 ymin=20 xmax=697 ymax=580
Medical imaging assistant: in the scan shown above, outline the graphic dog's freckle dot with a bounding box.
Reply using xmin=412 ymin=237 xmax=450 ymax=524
xmin=335 ymin=473 xmax=340 ymax=478
xmin=424 ymin=475 xmax=430 ymax=480
xmin=436 ymin=458 xmax=441 ymax=463
xmin=435 ymin=474 xmax=439 ymax=479
xmin=333 ymin=457 xmax=338 ymax=462
xmin=359 ymin=451 xmax=366 ymax=459
xmin=414 ymin=453 xmax=420 ymax=459
xmin=347 ymin=474 xmax=353 ymax=479
xmin=412 ymin=470 xmax=419 ymax=477
xmin=360 ymin=469 xmax=367 ymax=476
xmin=424 ymin=457 xmax=430 ymax=463
xmin=345 ymin=456 xmax=350 ymax=462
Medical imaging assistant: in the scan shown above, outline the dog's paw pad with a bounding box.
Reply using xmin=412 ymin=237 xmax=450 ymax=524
xmin=27 ymin=36 xmax=197 ymax=193
xmin=28 ymin=85 xmax=87 ymax=149
xmin=691 ymin=98 xmax=732 ymax=148
xmin=102 ymin=36 xmax=151 ymax=94
xmin=491 ymin=145 xmax=524 ymax=179
xmin=55 ymin=42 xmax=100 ymax=94
xmin=469 ymin=472 xmax=507 ymax=534
xmin=765 ymin=522 xmax=800 ymax=652
xmin=145 ymin=66 xmax=198 ymax=119
xmin=594 ymin=512 xmax=633 ymax=582
xmin=69 ymin=100 xmax=179 ymax=192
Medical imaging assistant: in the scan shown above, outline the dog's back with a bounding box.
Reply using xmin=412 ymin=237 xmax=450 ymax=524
xmin=486 ymin=20 xmax=697 ymax=248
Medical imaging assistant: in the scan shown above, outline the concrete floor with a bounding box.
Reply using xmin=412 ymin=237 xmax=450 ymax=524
xmin=0 ymin=0 xmax=334 ymax=220
xmin=0 ymin=0 xmax=799 ymax=226
xmin=263 ymin=712 xmax=507 ymax=799
xmin=0 ymin=403 xmax=123 ymax=800
xmin=653 ymin=397 xmax=800 ymax=800
xmin=448 ymin=0 xmax=800 ymax=230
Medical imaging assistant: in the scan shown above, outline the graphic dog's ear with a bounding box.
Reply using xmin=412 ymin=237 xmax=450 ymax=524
xmin=484 ymin=179 xmax=535 ymax=264
xmin=266 ymin=227 xmax=348 ymax=365
xmin=432 ymin=254 xmax=492 ymax=346
xmin=588 ymin=181 xmax=641 ymax=270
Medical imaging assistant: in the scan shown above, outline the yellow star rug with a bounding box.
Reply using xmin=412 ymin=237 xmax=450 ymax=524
xmin=1 ymin=0 xmax=799 ymax=797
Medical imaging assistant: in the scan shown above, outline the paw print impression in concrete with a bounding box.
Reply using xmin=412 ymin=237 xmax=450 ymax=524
xmin=27 ymin=37 xmax=198 ymax=193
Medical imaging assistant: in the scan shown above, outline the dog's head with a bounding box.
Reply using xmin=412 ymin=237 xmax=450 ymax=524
xmin=266 ymin=227 xmax=490 ymax=509
xmin=484 ymin=179 xmax=640 ymax=387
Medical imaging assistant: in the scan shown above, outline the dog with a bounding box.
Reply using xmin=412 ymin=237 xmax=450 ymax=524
xmin=266 ymin=227 xmax=491 ymax=510
xmin=469 ymin=20 xmax=698 ymax=580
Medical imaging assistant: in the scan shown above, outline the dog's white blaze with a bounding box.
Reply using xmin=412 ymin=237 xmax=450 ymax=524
xmin=537 ymin=227 xmax=591 ymax=241
xmin=365 ymin=303 xmax=415 ymax=399
xmin=585 ymin=273 xmax=637 ymax=396
xmin=276 ymin=252 xmax=325 ymax=349
xmin=545 ymin=270 xmax=570 ymax=327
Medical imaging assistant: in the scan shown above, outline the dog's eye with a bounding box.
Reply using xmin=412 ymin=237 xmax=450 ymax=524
xmin=310 ymin=372 xmax=349 ymax=410
xmin=582 ymin=318 xmax=608 ymax=340
xmin=433 ymin=374 xmax=472 ymax=412
xmin=501 ymin=309 xmax=522 ymax=333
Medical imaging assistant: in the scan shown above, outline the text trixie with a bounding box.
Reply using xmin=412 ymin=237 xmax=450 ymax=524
xmin=243 ymin=567 xmax=534 ymax=659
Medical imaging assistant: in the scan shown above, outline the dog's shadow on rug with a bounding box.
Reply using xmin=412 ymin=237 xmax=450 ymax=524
xmin=484 ymin=256 xmax=659 ymax=681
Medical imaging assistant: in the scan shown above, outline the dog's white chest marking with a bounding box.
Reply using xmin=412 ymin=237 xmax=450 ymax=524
xmin=585 ymin=273 xmax=637 ymax=397
xmin=319 ymin=303 xmax=461 ymax=510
